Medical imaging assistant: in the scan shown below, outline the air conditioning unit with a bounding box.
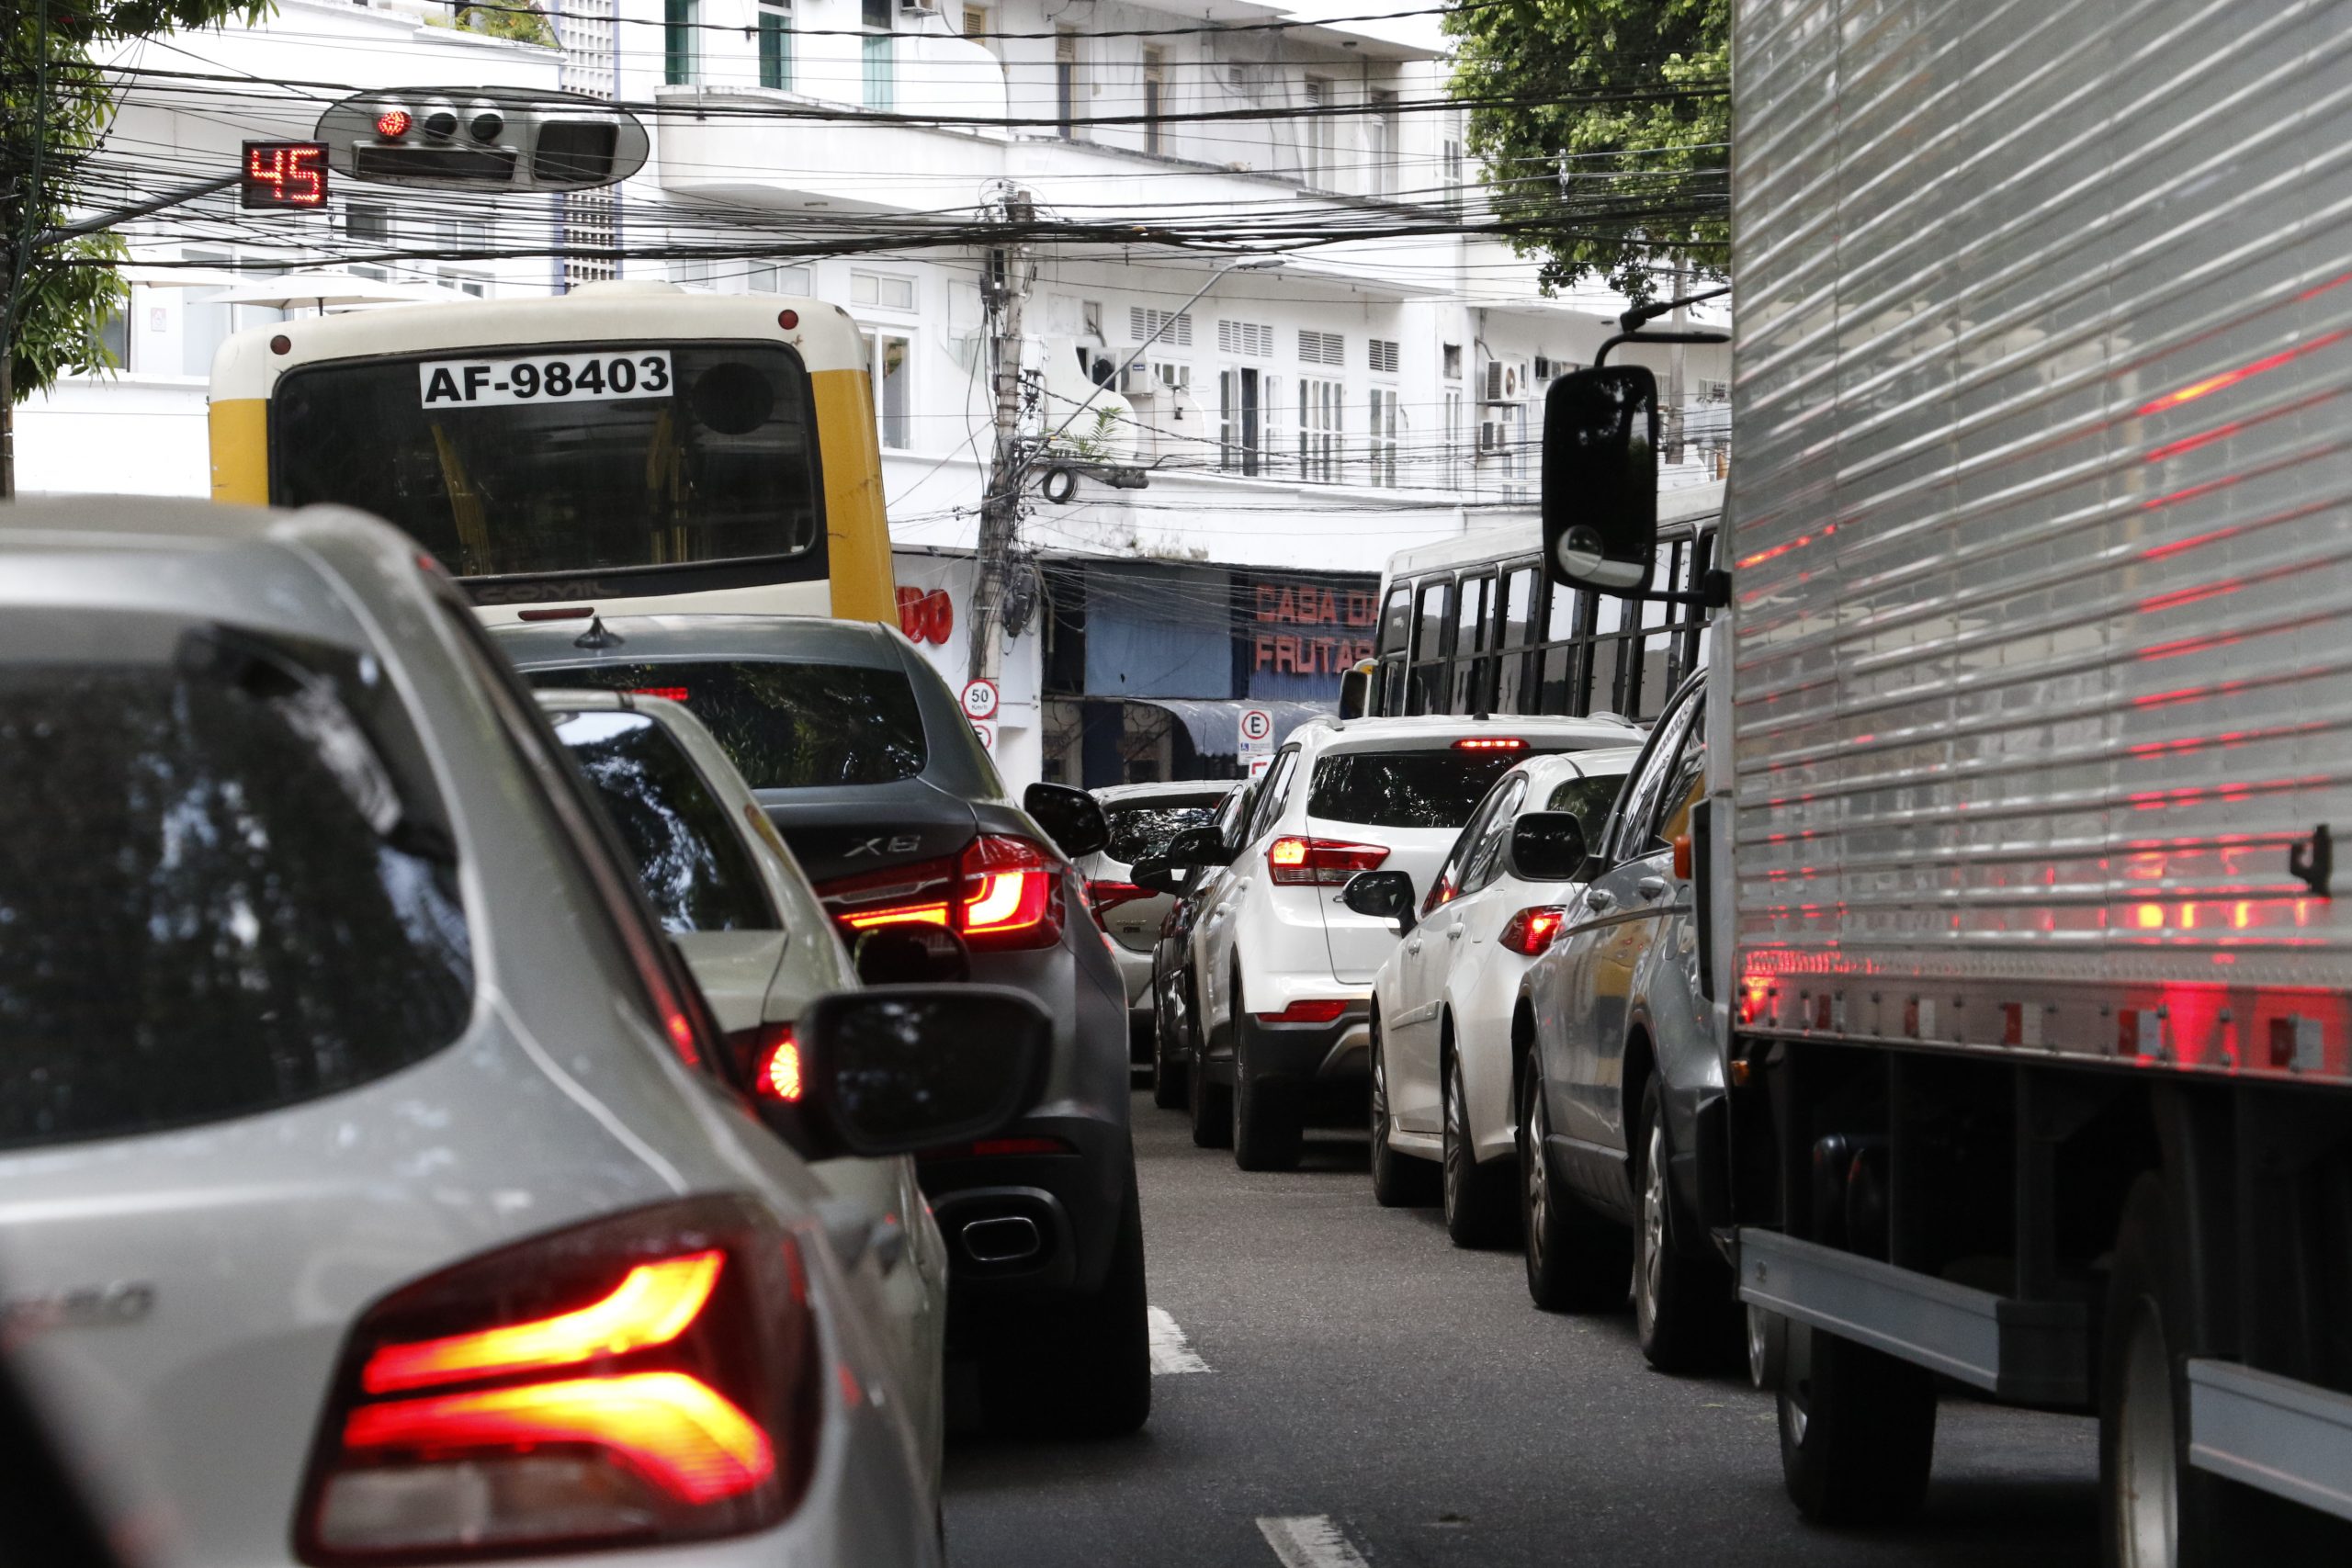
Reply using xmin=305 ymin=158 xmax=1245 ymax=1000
xmin=1118 ymin=361 xmax=1155 ymax=396
xmin=899 ymin=0 xmax=939 ymax=14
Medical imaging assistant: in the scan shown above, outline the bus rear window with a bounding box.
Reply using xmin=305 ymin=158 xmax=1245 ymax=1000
xmin=270 ymin=344 xmax=822 ymax=586
xmin=522 ymin=660 xmax=925 ymax=789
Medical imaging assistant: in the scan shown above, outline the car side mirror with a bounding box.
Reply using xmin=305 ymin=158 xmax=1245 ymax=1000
xmin=787 ymin=985 xmax=1050 ymax=1158
xmin=1338 ymin=661 xmax=1374 ymax=719
xmin=1509 ymin=812 xmax=1590 ymax=884
xmin=853 ymin=924 xmax=972 ymax=985
xmin=1165 ymin=825 xmax=1231 ymax=867
xmin=1023 ymin=782 xmax=1110 ymax=860
xmin=1542 ymin=366 xmax=1658 ymax=594
xmin=1340 ymin=869 xmax=1418 ymax=934
xmin=1129 ymin=856 xmax=1193 ymax=897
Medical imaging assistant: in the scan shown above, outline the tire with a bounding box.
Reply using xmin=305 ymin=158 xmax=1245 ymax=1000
xmin=1776 ymin=1319 xmax=1937 ymax=1525
xmin=1442 ymin=1045 xmax=1518 ymax=1247
xmin=1149 ymin=979 xmax=1189 ymax=1111
xmin=1186 ymin=1013 xmax=1231 ymax=1149
xmin=1369 ymin=1013 xmax=1438 ymax=1207
xmin=1518 ymin=1052 xmax=1626 ymax=1310
xmin=1633 ymin=1076 xmax=1737 ymax=1371
xmin=1231 ymin=1006 xmax=1304 ymax=1172
xmin=978 ymin=1161 xmax=1152 ymax=1439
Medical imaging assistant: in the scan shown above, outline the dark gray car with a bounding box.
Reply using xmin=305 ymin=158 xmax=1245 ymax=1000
xmin=493 ymin=613 xmax=1148 ymax=1438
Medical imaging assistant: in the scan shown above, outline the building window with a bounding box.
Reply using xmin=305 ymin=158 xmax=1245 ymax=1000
xmin=747 ymin=262 xmax=814 ymax=294
xmin=1442 ymin=114 xmax=1466 ymax=213
xmin=1299 ymin=376 xmax=1340 ymax=481
xmin=664 ymin=0 xmax=696 ymax=85
xmin=1301 ymin=77 xmax=1334 ymax=187
xmin=862 ymin=0 xmax=894 ymax=111
xmin=1367 ymin=387 xmax=1398 ymax=487
xmin=1217 ymin=319 xmax=1272 ymax=357
xmin=1131 ymin=306 xmax=1192 ymax=346
xmin=1143 ymin=46 xmax=1166 ymax=154
xmin=758 ymin=1 xmax=790 ymax=89
xmin=1056 ymin=28 xmax=1083 ymax=138
xmin=852 ymin=269 xmax=915 ymax=310
xmin=1442 ymin=342 xmax=1462 ymax=380
xmin=1444 ymin=388 xmax=1464 ymax=487
xmin=1298 ymin=328 xmax=1343 ymax=367
xmin=1218 ymin=367 xmax=1262 ymax=475
xmin=345 ymin=201 xmax=392 ymax=244
xmin=1368 ymin=337 xmax=1399 ymax=374
xmin=1367 ymin=87 xmax=1398 ymax=197
xmin=963 ymin=3 xmax=989 ymax=45
xmin=864 ymin=330 xmax=910 ymax=449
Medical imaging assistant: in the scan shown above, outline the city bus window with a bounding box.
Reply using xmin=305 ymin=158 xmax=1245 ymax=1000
xmin=1449 ymin=571 xmax=1491 ymax=714
xmin=1496 ymin=565 xmax=1537 ymax=715
xmin=270 ymin=344 xmax=823 ymax=589
xmin=1407 ymin=578 xmax=1452 ymax=716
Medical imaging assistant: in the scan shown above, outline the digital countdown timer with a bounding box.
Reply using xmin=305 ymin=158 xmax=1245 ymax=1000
xmin=241 ymin=141 xmax=330 ymax=209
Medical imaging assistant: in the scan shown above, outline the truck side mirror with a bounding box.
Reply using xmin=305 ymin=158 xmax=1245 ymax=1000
xmin=1542 ymin=367 xmax=1658 ymax=594
xmin=1508 ymin=811 xmax=1591 ymax=883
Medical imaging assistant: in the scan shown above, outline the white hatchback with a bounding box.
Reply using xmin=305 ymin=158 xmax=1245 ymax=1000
xmin=1181 ymin=714 xmax=1643 ymax=1170
xmin=1359 ymin=748 xmax=1639 ymax=1244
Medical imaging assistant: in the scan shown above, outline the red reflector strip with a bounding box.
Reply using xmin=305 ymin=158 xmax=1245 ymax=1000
xmin=515 ymin=605 xmax=594 ymax=622
xmin=631 ymin=686 xmax=690 ymax=703
xmin=363 ymin=1252 xmax=724 ymax=1394
xmin=341 ymin=1371 xmax=774 ymax=1505
xmin=1453 ymin=736 xmax=1528 ymax=751
xmin=920 ymin=1134 xmax=1077 ymax=1160
xmin=1254 ymin=998 xmax=1351 ymax=1024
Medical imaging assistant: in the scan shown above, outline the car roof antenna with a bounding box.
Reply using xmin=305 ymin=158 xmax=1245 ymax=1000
xmin=573 ymin=615 xmax=626 ymax=651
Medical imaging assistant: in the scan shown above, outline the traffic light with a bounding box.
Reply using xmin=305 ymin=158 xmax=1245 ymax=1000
xmin=313 ymin=88 xmax=647 ymax=192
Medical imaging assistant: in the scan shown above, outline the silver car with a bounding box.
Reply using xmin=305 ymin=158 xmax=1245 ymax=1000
xmin=537 ymin=688 xmax=952 ymax=1472
xmin=1077 ymin=780 xmax=1239 ymax=1061
xmin=0 ymin=498 xmax=1047 ymax=1567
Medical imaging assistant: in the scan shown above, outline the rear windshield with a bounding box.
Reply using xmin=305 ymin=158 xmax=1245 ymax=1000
xmin=0 ymin=615 xmax=473 ymax=1150
xmin=548 ymin=709 xmax=774 ymax=932
xmin=1308 ymin=748 xmax=1555 ymax=830
xmin=522 ymin=660 xmax=925 ymax=789
xmin=1104 ymin=795 xmax=1228 ymax=863
xmin=1545 ymin=773 xmax=1626 ymax=831
xmin=269 ymin=344 xmax=822 ymax=585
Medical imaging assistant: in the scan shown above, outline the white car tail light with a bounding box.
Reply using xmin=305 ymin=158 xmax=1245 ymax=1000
xmin=296 ymin=1197 xmax=820 ymax=1563
xmin=1498 ymin=905 xmax=1569 ymax=955
xmin=1266 ymin=836 xmax=1389 ymax=886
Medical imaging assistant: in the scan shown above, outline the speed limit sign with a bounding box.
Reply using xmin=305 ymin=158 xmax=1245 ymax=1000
xmin=971 ymin=720 xmax=996 ymax=752
xmin=1238 ymin=706 xmax=1274 ymax=753
xmin=960 ymin=679 xmax=999 ymax=721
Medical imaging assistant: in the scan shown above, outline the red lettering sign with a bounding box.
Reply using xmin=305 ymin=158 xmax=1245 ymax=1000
xmin=241 ymin=141 xmax=329 ymax=209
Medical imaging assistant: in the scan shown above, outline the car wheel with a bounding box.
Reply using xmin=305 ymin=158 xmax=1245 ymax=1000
xmin=1442 ymin=1046 xmax=1517 ymax=1247
xmin=1186 ymin=986 xmax=1232 ymax=1149
xmin=978 ymin=1158 xmax=1151 ymax=1439
xmin=1518 ymin=1052 xmax=1624 ymax=1311
xmin=1230 ymin=980 xmax=1302 ymax=1172
xmin=1369 ymin=1013 xmax=1437 ymax=1207
xmin=1150 ymin=979 xmax=1189 ymax=1111
xmin=1775 ymin=1318 xmax=1936 ymax=1524
xmin=1632 ymin=1077 xmax=1737 ymax=1371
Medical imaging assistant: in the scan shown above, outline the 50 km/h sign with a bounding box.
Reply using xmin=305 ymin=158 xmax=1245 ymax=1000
xmin=961 ymin=679 xmax=1000 ymax=721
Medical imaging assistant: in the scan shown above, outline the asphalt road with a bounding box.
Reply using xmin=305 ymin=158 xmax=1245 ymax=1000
xmin=944 ymin=1089 xmax=2100 ymax=1568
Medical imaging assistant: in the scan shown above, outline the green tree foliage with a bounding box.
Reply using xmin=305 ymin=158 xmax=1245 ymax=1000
xmin=4 ymin=0 xmax=271 ymax=405
xmin=1444 ymin=0 xmax=1728 ymax=304
xmin=455 ymin=2 xmax=557 ymax=49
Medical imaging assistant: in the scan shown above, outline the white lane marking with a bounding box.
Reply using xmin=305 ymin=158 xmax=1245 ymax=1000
xmin=1148 ymin=1306 xmax=1210 ymax=1375
xmin=1256 ymin=1516 xmax=1372 ymax=1568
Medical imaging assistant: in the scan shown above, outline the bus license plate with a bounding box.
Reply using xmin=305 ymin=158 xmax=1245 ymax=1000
xmin=418 ymin=350 xmax=673 ymax=408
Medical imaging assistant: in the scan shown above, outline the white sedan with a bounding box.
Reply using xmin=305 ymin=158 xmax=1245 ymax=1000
xmin=1361 ymin=748 xmax=1639 ymax=1245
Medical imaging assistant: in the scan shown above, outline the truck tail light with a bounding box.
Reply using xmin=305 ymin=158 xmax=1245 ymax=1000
xmin=1266 ymin=837 xmax=1390 ymax=886
xmin=813 ymin=837 xmax=1063 ymax=951
xmin=295 ymin=1197 xmax=820 ymax=1563
xmin=1498 ymin=905 xmax=1568 ymax=955
xmin=1252 ymin=998 xmax=1351 ymax=1024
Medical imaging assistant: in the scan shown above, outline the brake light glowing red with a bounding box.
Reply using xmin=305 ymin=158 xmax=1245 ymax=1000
xmin=1253 ymin=998 xmax=1351 ymax=1024
xmin=1267 ymin=836 xmax=1390 ymax=886
xmin=1498 ymin=905 xmax=1568 ymax=955
xmin=1453 ymin=736 xmax=1528 ymax=751
xmin=754 ymin=1026 xmax=803 ymax=1103
xmin=363 ymin=1251 xmax=723 ymax=1394
xmin=814 ymin=837 xmax=1064 ymax=950
xmin=631 ymin=686 xmax=690 ymax=703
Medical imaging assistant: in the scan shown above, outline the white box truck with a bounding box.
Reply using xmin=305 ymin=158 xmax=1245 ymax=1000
xmin=1537 ymin=2 xmax=2352 ymax=1561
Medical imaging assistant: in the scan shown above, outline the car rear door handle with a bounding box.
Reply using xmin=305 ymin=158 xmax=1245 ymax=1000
xmin=1585 ymin=889 xmax=1618 ymax=914
xmin=1407 ymin=936 xmax=1423 ymax=954
xmin=1447 ymin=925 xmax=1464 ymax=941
xmin=1637 ymin=877 xmax=1668 ymax=900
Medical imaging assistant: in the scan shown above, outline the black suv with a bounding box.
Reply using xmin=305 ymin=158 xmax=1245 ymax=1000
xmin=494 ymin=613 xmax=1147 ymax=1438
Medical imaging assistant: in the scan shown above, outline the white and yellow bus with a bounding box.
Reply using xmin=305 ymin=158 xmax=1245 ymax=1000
xmin=209 ymin=281 xmax=896 ymax=623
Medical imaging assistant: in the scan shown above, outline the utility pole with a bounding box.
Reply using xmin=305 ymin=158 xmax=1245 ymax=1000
xmin=967 ymin=183 xmax=1035 ymax=684
xmin=1663 ymin=257 xmax=1689 ymax=466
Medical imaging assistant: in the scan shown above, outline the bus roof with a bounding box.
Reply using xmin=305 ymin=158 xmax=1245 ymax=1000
xmin=209 ymin=282 xmax=870 ymax=400
xmin=1383 ymin=478 xmax=1726 ymax=581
